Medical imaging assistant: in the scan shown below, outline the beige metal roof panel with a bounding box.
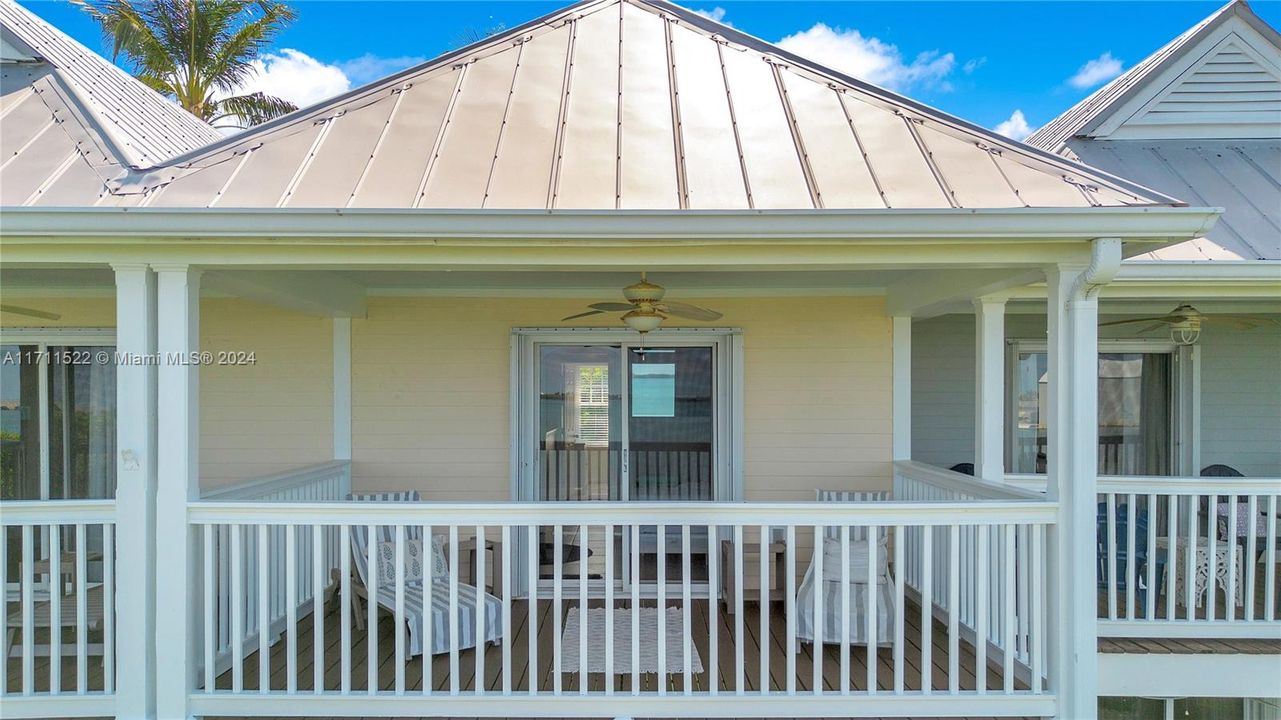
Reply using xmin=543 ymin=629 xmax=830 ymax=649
xmin=777 ymin=71 xmax=882 ymax=208
xmin=35 ymin=153 xmax=106 ymax=205
xmin=842 ymin=99 xmax=949 ymax=208
xmin=670 ymin=22 xmax=748 ymax=208
xmin=916 ymin=125 xmax=1023 ymax=208
xmin=0 ymin=0 xmax=218 ymax=166
xmin=89 ymin=0 xmax=1182 ymax=212
xmin=721 ymin=45 xmax=813 ymax=209
xmin=348 ymin=71 xmax=458 ymax=208
xmin=484 ymin=27 xmax=570 ymax=208
xmin=556 ymin=6 xmax=621 ymax=209
xmin=421 ymin=48 xmax=519 ymax=208
xmin=618 ymin=2 xmax=678 ymax=208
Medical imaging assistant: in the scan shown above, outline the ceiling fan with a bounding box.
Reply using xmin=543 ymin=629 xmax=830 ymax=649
xmin=562 ymin=273 xmax=723 ymax=334
xmin=0 ymin=304 xmax=61 ymax=321
xmin=1100 ymin=303 xmax=1279 ymax=345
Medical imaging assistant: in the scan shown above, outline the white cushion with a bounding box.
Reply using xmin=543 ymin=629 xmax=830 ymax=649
xmin=820 ymin=536 xmax=887 ymax=582
xmin=377 ymin=535 xmax=448 ymax=586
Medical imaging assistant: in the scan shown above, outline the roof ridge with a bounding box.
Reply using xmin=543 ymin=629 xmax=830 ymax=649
xmin=0 ymin=0 xmax=221 ymax=166
xmin=1026 ymin=0 xmax=1279 ymax=152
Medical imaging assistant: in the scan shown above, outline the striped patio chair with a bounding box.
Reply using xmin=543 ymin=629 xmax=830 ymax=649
xmin=796 ymin=490 xmax=896 ymax=646
xmin=346 ymin=491 xmax=502 ymax=656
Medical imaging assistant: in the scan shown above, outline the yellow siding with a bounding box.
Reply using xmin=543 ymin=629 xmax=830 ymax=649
xmin=1 ymin=297 xmax=334 ymax=490
xmin=352 ymin=296 xmax=893 ymax=500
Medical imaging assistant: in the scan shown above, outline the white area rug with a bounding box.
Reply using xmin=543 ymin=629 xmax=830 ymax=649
xmin=560 ymin=606 xmax=704 ymax=674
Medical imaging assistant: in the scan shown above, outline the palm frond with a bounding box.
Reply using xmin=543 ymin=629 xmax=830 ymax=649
xmin=214 ymin=92 xmax=297 ymax=128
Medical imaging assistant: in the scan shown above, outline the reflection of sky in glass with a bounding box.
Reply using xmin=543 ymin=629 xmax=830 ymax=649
xmin=632 ymin=363 xmax=675 ymax=417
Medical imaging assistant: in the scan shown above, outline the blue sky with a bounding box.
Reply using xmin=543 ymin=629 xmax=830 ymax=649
xmin=23 ymin=0 xmax=1281 ymax=139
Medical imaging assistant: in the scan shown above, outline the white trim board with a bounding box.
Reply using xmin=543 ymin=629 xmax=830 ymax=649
xmin=1098 ymin=652 xmax=1281 ymax=698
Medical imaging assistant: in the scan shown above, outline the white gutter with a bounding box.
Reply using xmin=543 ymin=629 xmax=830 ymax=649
xmin=0 ymin=206 xmax=1220 ymax=243
xmin=1068 ymin=237 xmax=1123 ymax=302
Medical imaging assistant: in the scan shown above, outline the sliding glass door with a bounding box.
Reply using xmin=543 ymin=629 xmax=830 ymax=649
xmin=529 ymin=339 xmax=718 ymax=590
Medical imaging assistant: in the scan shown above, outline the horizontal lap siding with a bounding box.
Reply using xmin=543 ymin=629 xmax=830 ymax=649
xmin=352 ymin=296 xmax=894 ymax=501
xmin=1199 ymin=319 xmax=1281 ymax=477
xmin=911 ymin=314 xmax=976 ymax=469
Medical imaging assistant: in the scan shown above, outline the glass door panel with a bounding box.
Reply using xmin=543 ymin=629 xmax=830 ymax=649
xmin=1010 ymin=350 xmax=1173 ymax=476
xmin=628 ymin=345 xmax=713 ymax=585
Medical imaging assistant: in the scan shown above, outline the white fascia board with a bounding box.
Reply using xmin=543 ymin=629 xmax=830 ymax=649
xmin=1098 ymin=652 xmax=1281 ymax=698
xmin=1116 ymin=261 xmax=1281 ymax=281
xmin=998 ymin=261 xmax=1281 ymax=302
xmin=0 ymin=206 xmax=1220 ymax=243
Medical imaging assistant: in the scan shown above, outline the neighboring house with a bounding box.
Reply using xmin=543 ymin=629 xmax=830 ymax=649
xmin=912 ymin=0 xmax=1281 ymax=714
xmin=0 ymin=2 xmax=1274 ymax=720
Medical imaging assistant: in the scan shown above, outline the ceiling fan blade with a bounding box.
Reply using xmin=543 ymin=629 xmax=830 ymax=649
xmin=588 ymin=302 xmax=635 ymax=312
xmin=658 ymin=301 xmax=723 ymax=321
xmin=1134 ymin=323 xmax=1168 ymax=335
xmin=0 ymin=304 xmax=61 ymax=321
xmin=1208 ymin=314 xmax=1281 ymax=329
xmin=1099 ymin=316 xmax=1171 ymax=328
xmin=561 ymin=309 xmax=608 ymax=321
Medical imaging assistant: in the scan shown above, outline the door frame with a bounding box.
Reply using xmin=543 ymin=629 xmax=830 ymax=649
xmin=508 ymin=327 xmax=743 ymax=596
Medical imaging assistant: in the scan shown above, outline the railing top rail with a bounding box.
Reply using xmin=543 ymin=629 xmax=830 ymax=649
xmin=0 ymin=499 xmax=117 ymax=524
xmin=200 ymin=460 xmax=351 ymax=500
xmin=188 ymin=499 xmax=1057 ymax=525
xmin=895 ymin=460 xmax=1045 ymax=501
xmin=1097 ymin=475 xmax=1281 ymax=495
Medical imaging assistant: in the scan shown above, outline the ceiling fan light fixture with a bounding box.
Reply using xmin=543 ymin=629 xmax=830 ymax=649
xmin=1171 ymin=324 xmax=1200 ymax=346
xmin=622 ymin=308 xmax=664 ymax=334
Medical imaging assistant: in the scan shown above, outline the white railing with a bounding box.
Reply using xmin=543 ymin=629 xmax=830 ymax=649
xmin=1 ymin=500 xmax=116 ymax=719
xmin=1001 ymin=471 xmax=1281 ymax=637
xmin=893 ymin=461 xmax=1050 ymax=697
xmin=1094 ymin=475 xmax=1280 ymax=638
xmin=198 ymin=461 xmax=351 ymax=678
xmin=185 ymin=499 xmax=1056 ymax=718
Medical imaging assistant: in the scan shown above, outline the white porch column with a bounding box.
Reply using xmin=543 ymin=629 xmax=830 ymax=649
xmin=973 ymin=297 xmax=1006 ymax=481
xmin=892 ymin=316 xmax=912 ymax=461
xmin=113 ymin=264 xmax=157 ymax=720
xmin=154 ymin=266 xmax=201 ymax=720
xmin=1045 ymin=238 xmax=1120 ymax=720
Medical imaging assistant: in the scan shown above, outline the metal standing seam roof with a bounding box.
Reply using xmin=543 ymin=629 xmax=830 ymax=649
xmin=1025 ymin=0 xmax=1279 ymax=154
xmin=55 ymin=0 xmax=1181 ymax=211
xmin=0 ymin=0 xmax=219 ymax=169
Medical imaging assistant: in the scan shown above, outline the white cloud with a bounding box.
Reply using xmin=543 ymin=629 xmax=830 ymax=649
xmin=691 ymin=7 xmax=731 ymax=26
xmin=1068 ymin=51 xmax=1123 ymax=89
xmin=338 ymin=54 xmax=428 ymax=86
xmin=993 ymin=109 xmax=1035 ymax=141
xmin=963 ymin=57 xmax=986 ymax=74
xmin=776 ymin=24 xmax=955 ymax=91
xmin=233 ymin=48 xmax=352 ymax=109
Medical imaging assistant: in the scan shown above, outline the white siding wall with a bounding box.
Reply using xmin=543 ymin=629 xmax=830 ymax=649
xmin=910 ymin=314 xmax=975 ymax=469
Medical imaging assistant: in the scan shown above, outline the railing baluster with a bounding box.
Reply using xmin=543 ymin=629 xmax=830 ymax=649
xmin=1226 ymin=496 xmax=1238 ymax=621
xmin=528 ymin=524 xmax=538 ymax=696
xmin=1145 ymin=494 xmax=1157 ymax=621
xmin=367 ymin=524 xmax=378 ymax=695
xmin=0 ymin=527 xmax=7 ymax=692
xmin=103 ymin=524 xmax=114 ymax=694
xmin=603 ymin=523 xmax=614 ymax=696
xmin=682 ymin=524 xmax=693 ymax=696
xmin=865 ymin=522 xmax=877 ymax=695
xmin=975 ymin=524 xmax=987 ymax=695
xmin=1267 ymin=496 xmax=1277 ymax=622
xmin=258 ymin=524 xmax=269 ymax=694
xmin=812 ymin=524 xmax=823 ymax=696
xmin=948 ymin=524 xmax=959 ymax=695
xmin=1207 ymin=497 xmax=1218 ymax=621
xmin=449 ymin=524 xmax=460 ymax=695
xmin=839 ymin=524 xmax=850 ymax=696
xmin=630 ymin=523 xmax=640 ymax=696
xmin=313 ymin=522 xmax=324 ymax=694
xmin=920 ymin=525 xmax=933 ymax=695
xmin=1031 ymin=524 xmax=1044 ymax=694
xmin=657 ymin=524 xmax=667 ymax=695
xmin=893 ymin=524 xmax=905 ymax=694
xmin=49 ymin=523 xmax=60 ymax=695
xmin=708 ymin=522 xmax=720 ymax=695
xmin=1167 ymin=496 xmax=1178 ymax=621
xmin=423 ymin=523 xmax=433 ymax=695
xmin=577 ymin=524 xmax=586 ymax=695
xmin=502 ymin=524 xmax=513 ymax=696
xmin=1245 ymin=496 xmax=1257 ymax=623
xmin=286 ymin=523 xmax=298 ymax=695
xmin=759 ymin=523 xmax=769 ymax=695
xmin=203 ymin=524 xmax=214 ymax=693
xmin=1184 ymin=500 xmax=1195 ymax=615
xmin=1125 ymin=495 xmax=1136 ymax=620
xmin=733 ymin=524 xmax=744 ymax=695
xmin=340 ymin=524 xmax=351 ymax=695
xmin=552 ymin=524 xmax=562 ymax=695
xmin=1003 ymin=524 xmax=1015 ymax=694
xmin=785 ymin=524 xmax=796 ymax=696
xmin=75 ymin=523 xmax=87 ymax=694
xmin=230 ymin=524 xmax=243 ymax=693
xmin=21 ymin=524 xmax=33 ymax=695
xmin=393 ymin=524 xmax=405 ymax=695
xmin=477 ymin=524 xmax=488 ymax=696
xmin=1106 ymin=493 xmax=1117 ymax=620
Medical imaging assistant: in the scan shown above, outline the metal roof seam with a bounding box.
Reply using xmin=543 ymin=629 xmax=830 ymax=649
xmin=901 ymin=114 xmax=960 ymax=209
xmin=545 ymin=19 xmax=578 ymax=210
xmin=771 ymin=62 xmax=822 ymax=209
xmin=480 ymin=40 xmax=526 ymax=209
xmin=276 ymin=113 xmax=342 ymax=208
xmin=714 ymin=39 xmax=754 ymax=210
xmin=980 ymin=144 xmax=1029 ymax=208
xmin=662 ymin=15 xmax=689 ymax=210
xmin=345 ymin=85 xmax=409 ymax=208
xmin=207 ymin=149 xmax=254 ymax=209
xmin=613 ymin=0 xmax=623 ymax=210
xmin=21 ymin=149 xmax=79 ymax=206
xmin=834 ymin=90 xmax=890 ymax=209
xmin=413 ymin=64 xmax=469 ymax=209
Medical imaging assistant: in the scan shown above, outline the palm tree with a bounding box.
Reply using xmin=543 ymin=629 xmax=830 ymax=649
xmin=76 ymin=0 xmax=299 ymax=129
